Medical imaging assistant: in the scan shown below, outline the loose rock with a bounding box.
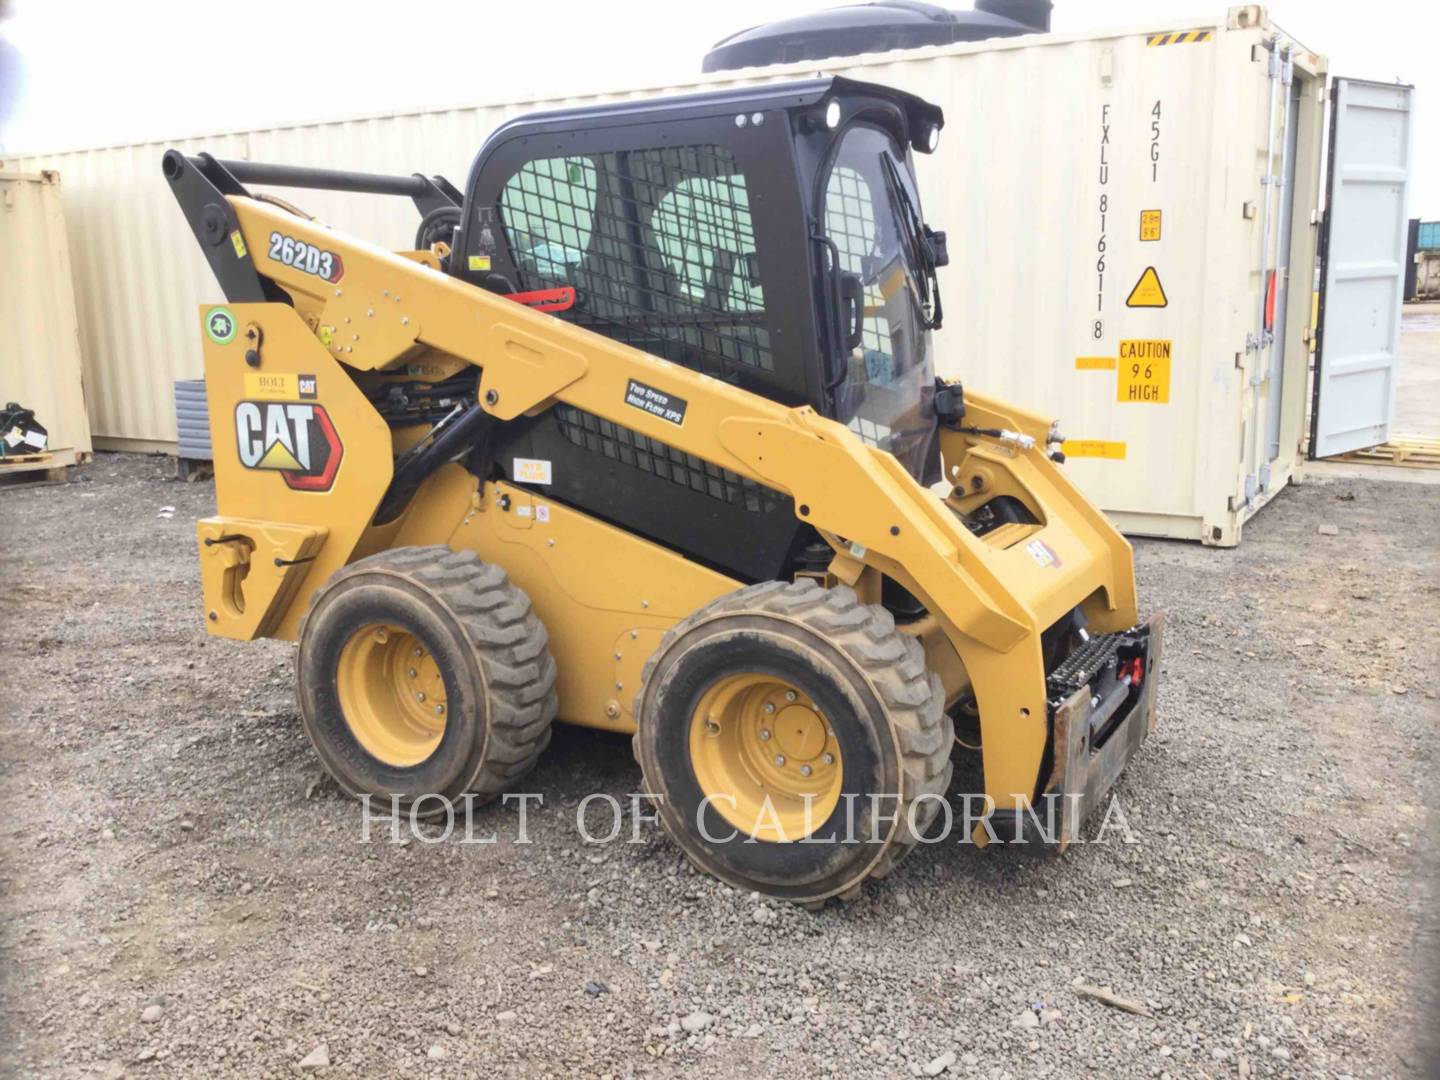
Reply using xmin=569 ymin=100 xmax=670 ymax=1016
xmin=298 ymin=1043 xmax=329 ymax=1070
xmin=680 ymin=1011 xmax=713 ymax=1034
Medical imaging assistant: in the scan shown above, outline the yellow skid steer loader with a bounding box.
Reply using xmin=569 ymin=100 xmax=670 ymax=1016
xmin=166 ymin=77 xmax=1160 ymax=904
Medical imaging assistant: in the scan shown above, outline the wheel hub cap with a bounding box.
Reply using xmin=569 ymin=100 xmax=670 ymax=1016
xmin=336 ymin=623 xmax=448 ymax=767
xmin=688 ymin=674 xmax=843 ymax=842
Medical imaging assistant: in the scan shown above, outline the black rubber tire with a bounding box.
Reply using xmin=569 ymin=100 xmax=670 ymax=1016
xmin=296 ymin=546 xmax=557 ymax=816
xmin=632 ymin=579 xmax=953 ymax=905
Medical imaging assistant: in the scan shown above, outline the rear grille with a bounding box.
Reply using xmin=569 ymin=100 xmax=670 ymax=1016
xmin=1046 ymin=632 xmax=1123 ymax=698
xmin=553 ymin=406 xmax=781 ymax=513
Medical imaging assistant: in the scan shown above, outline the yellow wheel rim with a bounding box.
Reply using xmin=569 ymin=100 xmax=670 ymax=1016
xmin=688 ymin=673 xmax=843 ymax=842
xmin=336 ymin=623 xmax=448 ymax=767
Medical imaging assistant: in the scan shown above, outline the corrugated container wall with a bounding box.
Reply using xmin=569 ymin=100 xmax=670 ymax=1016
xmin=820 ymin=6 xmax=1327 ymax=544
xmin=4 ymin=85 xmax=777 ymax=449
xmin=0 ymin=171 xmax=92 ymax=466
xmin=7 ymin=5 xmax=1324 ymax=544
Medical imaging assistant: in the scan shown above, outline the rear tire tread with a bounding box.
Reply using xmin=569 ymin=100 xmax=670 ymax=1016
xmin=301 ymin=545 xmax=557 ymax=800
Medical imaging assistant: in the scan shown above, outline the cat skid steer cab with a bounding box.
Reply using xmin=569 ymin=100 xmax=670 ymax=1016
xmin=166 ymin=76 xmax=1160 ymax=905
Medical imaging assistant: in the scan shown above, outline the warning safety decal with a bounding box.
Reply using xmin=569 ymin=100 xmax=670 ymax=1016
xmin=1026 ymin=539 xmax=1062 ymax=569
xmin=1061 ymin=440 xmax=1127 ymax=460
xmin=513 ymin=457 xmax=553 ymax=485
xmin=1146 ymin=29 xmax=1213 ymax=46
xmin=1117 ymin=340 xmax=1172 ymax=404
xmin=1126 ymin=267 xmax=1168 ymax=308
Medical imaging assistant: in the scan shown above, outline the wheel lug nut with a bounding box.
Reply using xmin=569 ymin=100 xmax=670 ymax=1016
xmin=822 ymin=752 xmax=834 ymax=765
xmin=759 ymin=729 xmax=772 ymax=741
xmin=785 ymin=690 xmax=797 ymax=702
xmin=763 ymin=702 xmax=776 ymax=714
xmin=705 ymin=721 xmax=720 ymax=734
xmin=408 ymin=667 xmax=418 ymax=678
xmin=434 ymin=704 xmax=444 ymax=716
xmin=413 ymin=647 xmax=422 ymax=657
xmin=774 ymin=754 xmax=786 ymax=766
xmin=799 ymin=764 xmax=812 ymax=777
xmin=416 ymin=692 xmax=426 ymax=702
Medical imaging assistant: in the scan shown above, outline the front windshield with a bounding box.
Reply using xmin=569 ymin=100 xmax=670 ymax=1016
xmin=822 ymin=124 xmax=937 ymax=481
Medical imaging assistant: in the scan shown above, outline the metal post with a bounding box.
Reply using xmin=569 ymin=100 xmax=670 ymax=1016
xmin=1246 ymin=40 xmax=1282 ymax=506
xmin=1260 ymin=47 xmax=1296 ymax=484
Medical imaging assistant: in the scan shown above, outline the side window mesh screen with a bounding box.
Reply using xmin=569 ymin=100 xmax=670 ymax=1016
xmin=499 ymin=157 xmax=596 ymax=279
xmin=501 ymin=145 xmax=781 ymax=515
xmin=499 ymin=145 xmax=771 ymax=378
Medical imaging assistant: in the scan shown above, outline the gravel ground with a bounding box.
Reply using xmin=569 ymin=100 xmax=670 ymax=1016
xmin=1 ymin=453 xmax=1435 ymax=1079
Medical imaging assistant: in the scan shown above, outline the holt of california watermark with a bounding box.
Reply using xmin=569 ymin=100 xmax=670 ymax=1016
xmin=356 ymin=791 xmax=1139 ymax=847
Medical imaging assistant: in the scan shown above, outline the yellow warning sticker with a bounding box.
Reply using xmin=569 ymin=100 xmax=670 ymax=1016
xmin=1146 ymin=29 xmax=1213 ymax=46
xmin=512 ymin=457 xmax=553 ymax=485
xmin=1117 ymin=340 xmax=1172 ymax=403
xmin=1075 ymin=356 xmax=1117 ymax=371
xmin=243 ymin=372 xmax=299 ymax=400
xmin=1061 ymin=439 xmax=1127 ymax=460
xmin=1126 ymin=267 xmax=1168 ymax=308
xmin=230 ymin=230 xmax=248 ymax=258
xmin=468 ymin=254 xmax=492 ymax=272
xmin=1140 ymin=210 xmax=1162 ymax=242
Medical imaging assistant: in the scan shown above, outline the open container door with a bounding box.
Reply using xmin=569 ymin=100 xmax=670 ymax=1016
xmin=1310 ymin=77 xmax=1414 ymax=458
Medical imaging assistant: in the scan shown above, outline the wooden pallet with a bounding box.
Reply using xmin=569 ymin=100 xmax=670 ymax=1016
xmin=1337 ymin=435 xmax=1440 ymax=470
xmin=0 ymin=451 xmax=71 ymax=487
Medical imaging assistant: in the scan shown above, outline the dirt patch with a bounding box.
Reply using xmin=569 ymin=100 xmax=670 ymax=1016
xmin=1 ymin=453 xmax=1435 ymax=1077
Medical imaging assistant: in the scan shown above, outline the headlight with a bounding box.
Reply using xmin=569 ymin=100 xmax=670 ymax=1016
xmin=927 ymin=125 xmax=940 ymax=152
xmin=825 ymin=99 xmax=842 ymax=130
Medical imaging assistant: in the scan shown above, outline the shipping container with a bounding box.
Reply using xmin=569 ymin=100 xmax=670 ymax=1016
xmin=0 ymin=170 xmax=92 ymax=471
xmin=810 ymin=5 xmax=1331 ymax=543
xmin=1416 ymin=251 xmax=1440 ymax=301
xmin=7 ymin=6 xmax=1369 ymax=545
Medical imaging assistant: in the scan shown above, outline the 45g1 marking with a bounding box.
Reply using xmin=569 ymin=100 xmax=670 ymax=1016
xmin=268 ymin=232 xmax=344 ymax=283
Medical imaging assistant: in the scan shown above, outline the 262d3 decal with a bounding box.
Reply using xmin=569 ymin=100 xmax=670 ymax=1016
xmin=234 ymin=401 xmax=343 ymax=491
xmin=268 ymin=232 xmax=344 ymax=283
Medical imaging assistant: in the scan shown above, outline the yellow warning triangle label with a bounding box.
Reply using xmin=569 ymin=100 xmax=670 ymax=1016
xmin=1126 ymin=266 xmax=1168 ymax=308
xmin=257 ymin=440 xmax=302 ymax=471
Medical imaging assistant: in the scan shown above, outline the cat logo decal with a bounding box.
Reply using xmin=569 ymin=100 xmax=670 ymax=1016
xmin=234 ymin=401 xmax=343 ymax=492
